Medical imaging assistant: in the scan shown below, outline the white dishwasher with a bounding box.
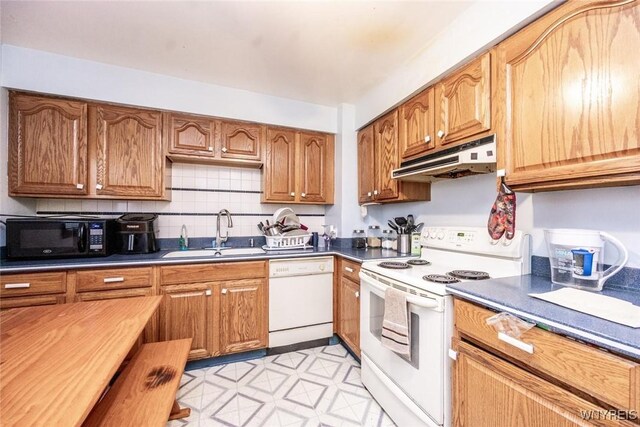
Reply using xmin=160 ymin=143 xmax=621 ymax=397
xmin=269 ymin=257 xmax=334 ymax=347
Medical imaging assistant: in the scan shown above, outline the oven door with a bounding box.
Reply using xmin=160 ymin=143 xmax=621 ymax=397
xmin=359 ymin=270 xmax=447 ymax=426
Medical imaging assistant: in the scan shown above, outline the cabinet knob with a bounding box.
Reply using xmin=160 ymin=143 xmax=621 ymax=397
xmin=373 ymin=190 xmax=379 ymax=196
xmin=76 ymin=183 xmax=84 ymax=190
xmin=290 ymin=192 xmax=295 ymax=197
xmin=205 ymin=289 xmax=212 ymax=296
xmin=222 ymin=147 xmax=228 ymax=153
xmin=424 ymin=135 xmax=431 ymax=143
xmin=367 ymin=192 xmax=372 ymax=197
xmin=301 ymin=192 xmax=306 ymax=198
xmin=437 ymin=130 xmax=445 ymax=138
xmin=221 ymin=288 xmax=228 ymax=295
xmin=208 ymin=146 xmax=214 ymax=152
xmin=355 ymin=291 xmax=360 ymax=299
xmin=96 ymin=184 xmax=103 ymax=190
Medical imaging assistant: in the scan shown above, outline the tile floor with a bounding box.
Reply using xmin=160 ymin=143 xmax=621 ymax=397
xmin=167 ymin=344 xmax=396 ymax=427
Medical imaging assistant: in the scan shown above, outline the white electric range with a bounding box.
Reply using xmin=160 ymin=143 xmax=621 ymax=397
xmin=359 ymin=226 xmax=530 ymax=427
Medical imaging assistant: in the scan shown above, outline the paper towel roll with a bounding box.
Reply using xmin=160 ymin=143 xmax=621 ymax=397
xmin=360 ymin=205 xmax=368 ymax=218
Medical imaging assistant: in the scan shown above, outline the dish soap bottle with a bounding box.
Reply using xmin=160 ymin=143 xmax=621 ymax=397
xmin=179 ymin=224 xmax=189 ymax=250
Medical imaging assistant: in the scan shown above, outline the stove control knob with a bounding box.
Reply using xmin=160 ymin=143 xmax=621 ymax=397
xmin=429 ymin=228 xmax=437 ymax=239
xmin=436 ymin=230 xmax=445 ymax=240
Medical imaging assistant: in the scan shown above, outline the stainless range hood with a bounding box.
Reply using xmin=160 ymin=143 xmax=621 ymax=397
xmin=392 ymin=135 xmax=496 ymax=182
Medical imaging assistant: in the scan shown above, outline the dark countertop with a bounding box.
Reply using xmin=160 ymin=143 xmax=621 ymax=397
xmin=0 ymin=247 xmax=409 ymax=273
xmin=447 ymin=275 xmax=640 ymax=360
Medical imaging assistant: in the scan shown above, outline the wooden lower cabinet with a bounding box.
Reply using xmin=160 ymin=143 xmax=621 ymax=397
xmin=219 ymin=279 xmax=268 ymax=354
xmin=339 ymin=278 xmax=360 ymax=357
xmin=453 ymin=340 xmax=612 ymax=427
xmin=0 ymin=294 xmax=66 ymax=311
xmin=159 ymin=283 xmax=216 ymax=360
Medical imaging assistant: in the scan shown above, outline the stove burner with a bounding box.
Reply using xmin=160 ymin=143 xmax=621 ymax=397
xmin=423 ymin=274 xmax=460 ymax=284
xmin=378 ymin=262 xmax=411 ymax=269
xmin=448 ymin=270 xmax=491 ymax=280
xmin=407 ymin=259 xmax=431 ymax=266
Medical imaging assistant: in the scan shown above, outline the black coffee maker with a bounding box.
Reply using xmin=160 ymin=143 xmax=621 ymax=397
xmin=115 ymin=214 xmax=159 ymax=254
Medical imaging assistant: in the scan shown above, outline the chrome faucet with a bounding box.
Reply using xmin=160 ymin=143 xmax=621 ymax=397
xmin=216 ymin=209 xmax=233 ymax=247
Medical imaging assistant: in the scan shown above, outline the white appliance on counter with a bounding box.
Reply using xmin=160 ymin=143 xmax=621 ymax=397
xmin=269 ymin=257 xmax=334 ymax=347
xmin=359 ymin=227 xmax=531 ymax=427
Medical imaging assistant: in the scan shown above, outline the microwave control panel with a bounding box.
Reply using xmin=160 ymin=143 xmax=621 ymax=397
xmin=88 ymin=222 xmax=106 ymax=252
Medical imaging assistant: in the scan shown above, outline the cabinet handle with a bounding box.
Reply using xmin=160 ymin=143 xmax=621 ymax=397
xmin=103 ymin=277 xmax=125 ymax=283
xmin=448 ymin=349 xmax=458 ymax=361
xmin=290 ymin=192 xmax=295 ymax=197
xmin=76 ymin=183 xmax=84 ymax=190
xmin=221 ymin=288 xmax=228 ymax=294
xmin=208 ymin=146 xmax=214 ymax=152
xmin=344 ymin=267 xmax=354 ymax=273
xmin=301 ymin=192 xmax=306 ymax=198
xmin=222 ymin=147 xmax=228 ymax=153
xmin=498 ymin=332 xmax=534 ymax=354
xmin=437 ymin=130 xmax=445 ymax=138
xmin=355 ymin=291 xmax=360 ymax=299
xmin=205 ymin=289 xmax=212 ymax=296
xmin=96 ymin=184 xmax=103 ymax=190
xmin=367 ymin=192 xmax=372 ymax=197
xmin=424 ymin=135 xmax=431 ymax=143
xmin=4 ymin=283 xmax=30 ymax=289
xmin=373 ymin=190 xmax=379 ymax=196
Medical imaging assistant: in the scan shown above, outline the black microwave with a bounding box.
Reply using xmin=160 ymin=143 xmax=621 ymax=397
xmin=6 ymin=218 xmax=115 ymax=260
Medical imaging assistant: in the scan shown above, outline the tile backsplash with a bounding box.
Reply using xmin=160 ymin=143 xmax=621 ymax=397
xmin=35 ymin=163 xmax=326 ymax=239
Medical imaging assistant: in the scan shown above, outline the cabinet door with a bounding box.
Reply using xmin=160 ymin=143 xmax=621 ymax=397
xmin=340 ymin=278 xmax=360 ymax=357
xmin=357 ymin=124 xmax=376 ymax=204
xmin=94 ymin=104 xmax=164 ymax=198
xmin=263 ymin=127 xmax=297 ymax=202
xmin=435 ymin=52 xmax=491 ymax=147
xmin=374 ymin=110 xmax=400 ymax=201
xmin=159 ymin=284 xmax=214 ymax=360
xmin=499 ymin=0 xmax=640 ymax=191
xmin=167 ymin=112 xmax=215 ymax=156
xmin=219 ymin=279 xmax=267 ymax=354
xmin=218 ymin=120 xmax=263 ymax=161
xmin=453 ymin=341 xmax=609 ymax=427
xmin=399 ymin=87 xmax=436 ymax=160
xmin=298 ymin=132 xmax=334 ymax=204
xmin=9 ymin=93 xmax=88 ymax=196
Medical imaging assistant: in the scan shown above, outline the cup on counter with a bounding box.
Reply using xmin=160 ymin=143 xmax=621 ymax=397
xmin=397 ymin=234 xmax=411 ymax=254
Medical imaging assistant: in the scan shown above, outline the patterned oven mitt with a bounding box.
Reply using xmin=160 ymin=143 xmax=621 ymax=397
xmin=488 ymin=178 xmax=516 ymax=240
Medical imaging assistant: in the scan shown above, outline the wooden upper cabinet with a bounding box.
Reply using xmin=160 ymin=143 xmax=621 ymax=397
xmin=217 ymin=120 xmax=263 ymax=161
xmin=498 ymin=0 xmax=640 ymax=191
xmin=9 ymin=93 xmax=88 ymax=196
xmin=94 ymin=104 xmax=165 ymax=198
xmin=263 ymin=127 xmax=335 ymax=204
xmin=166 ymin=112 xmax=215 ymax=156
xmin=435 ymin=52 xmax=492 ymax=147
xmin=219 ymin=279 xmax=267 ymax=354
xmin=357 ymin=124 xmax=376 ymax=204
xmin=298 ymin=132 xmax=334 ymax=204
xmin=399 ymin=87 xmax=436 ymax=160
xmin=374 ymin=110 xmax=400 ymax=201
xmin=263 ymin=127 xmax=297 ymax=202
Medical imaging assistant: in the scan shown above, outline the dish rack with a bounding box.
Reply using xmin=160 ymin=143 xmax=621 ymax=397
xmin=263 ymin=233 xmax=312 ymax=250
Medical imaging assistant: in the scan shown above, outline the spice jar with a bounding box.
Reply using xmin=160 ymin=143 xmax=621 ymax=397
xmin=352 ymin=229 xmax=367 ymax=249
xmin=367 ymin=225 xmax=382 ymax=248
xmin=382 ymin=229 xmax=397 ymax=251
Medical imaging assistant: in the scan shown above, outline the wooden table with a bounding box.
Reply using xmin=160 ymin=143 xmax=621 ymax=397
xmin=0 ymin=296 xmax=162 ymax=427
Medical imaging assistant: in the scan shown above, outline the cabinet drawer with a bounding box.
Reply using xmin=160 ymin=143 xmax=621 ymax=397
xmin=160 ymin=261 xmax=266 ymax=285
xmin=76 ymin=267 xmax=153 ymax=292
xmin=454 ymin=299 xmax=640 ymax=412
xmin=0 ymin=294 xmax=66 ymax=310
xmin=0 ymin=272 xmax=66 ymax=297
xmin=340 ymin=259 xmax=361 ymax=283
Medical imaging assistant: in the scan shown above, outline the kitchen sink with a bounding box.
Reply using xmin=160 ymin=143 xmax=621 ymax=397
xmin=162 ymin=247 xmax=266 ymax=258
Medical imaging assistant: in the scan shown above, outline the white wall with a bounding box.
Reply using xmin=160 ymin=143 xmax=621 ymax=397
xmin=1 ymin=45 xmax=337 ymax=132
xmin=354 ymin=0 xmax=559 ymax=128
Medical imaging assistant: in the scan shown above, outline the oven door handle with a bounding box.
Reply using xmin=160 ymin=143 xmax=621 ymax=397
xmin=359 ymin=272 xmax=443 ymax=312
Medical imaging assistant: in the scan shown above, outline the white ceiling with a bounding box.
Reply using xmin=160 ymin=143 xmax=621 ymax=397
xmin=0 ymin=1 xmax=474 ymax=106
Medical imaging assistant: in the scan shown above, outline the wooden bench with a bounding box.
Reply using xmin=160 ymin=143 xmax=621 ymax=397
xmin=83 ymin=338 xmax=193 ymax=427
